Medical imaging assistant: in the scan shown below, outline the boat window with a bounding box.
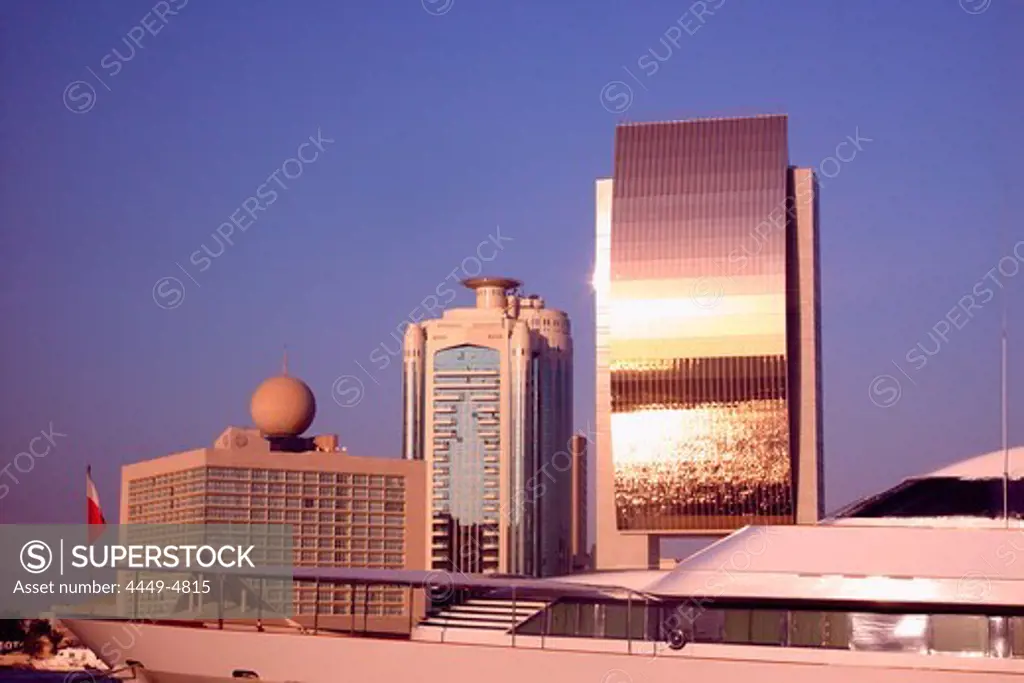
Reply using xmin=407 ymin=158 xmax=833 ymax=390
xmin=850 ymin=613 xmax=928 ymax=653
xmin=930 ymin=615 xmax=989 ymax=655
xmin=548 ymin=602 xmax=577 ymax=636
xmin=577 ymin=602 xmax=598 ymax=637
xmin=515 ymin=612 xmax=544 ymax=635
xmin=722 ymin=609 xmax=785 ymax=646
xmin=603 ymin=604 xmax=646 ymax=640
xmin=515 ymin=600 xmax=1021 ymax=659
xmin=788 ymin=611 xmax=849 ymax=649
xmin=836 ymin=477 xmax=1024 ymax=518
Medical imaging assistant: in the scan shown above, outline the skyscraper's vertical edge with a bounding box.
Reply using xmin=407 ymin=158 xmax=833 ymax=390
xmin=569 ymin=434 xmax=589 ymax=570
xmin=788 ymin=167 xmax=824 ymax=522
xmin=594 ymin=177 xmax=657 ymax=570
xmin=509 ymin=319 xmax=531 ymax=573
xmin=402 ymin=323 xmax=425 ymax=461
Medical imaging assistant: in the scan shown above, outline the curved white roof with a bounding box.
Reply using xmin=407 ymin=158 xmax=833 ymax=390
xmin=646 ymin=525 xmax=1024 ymax=607
xmin=925 ymin=445 xmax=1024 ymax=479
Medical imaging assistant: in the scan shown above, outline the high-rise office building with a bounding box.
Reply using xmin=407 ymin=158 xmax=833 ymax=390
xmin=594 ymin=115 xmax=823 ymax=569
xmin=121 ymin=373 xmax=426 ymax=632
xmin=402 ymin=277 xmax=574 ymax=577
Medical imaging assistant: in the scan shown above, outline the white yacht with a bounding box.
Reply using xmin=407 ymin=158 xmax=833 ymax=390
xmin=62 ymin=448 xmax=1024 ymax=681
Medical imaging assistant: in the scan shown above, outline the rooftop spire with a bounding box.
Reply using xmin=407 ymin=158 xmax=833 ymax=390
xmin=282 ymin=345 xmax=289 ymax=376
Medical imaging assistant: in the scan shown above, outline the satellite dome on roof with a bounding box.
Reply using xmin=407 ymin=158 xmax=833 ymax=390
xmin=250 ymin=375 xmax=316 ymax=437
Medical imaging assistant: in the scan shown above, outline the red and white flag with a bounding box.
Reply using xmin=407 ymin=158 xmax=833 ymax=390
xmin=87 ymin=465 xmax=106 ymax=528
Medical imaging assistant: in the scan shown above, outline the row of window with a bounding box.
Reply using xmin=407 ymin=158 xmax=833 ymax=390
xmin=129 ymin=501 xmax=406 ymax=520
xmin=125 ymin=510 xmax=207 ymax=523
xmin=200 ymin=495 xmax=405 ymax=511
xmin=295 ymin=589 xmax=404 ymax=602
xmin=132 ymin=482 xmax=405 ymax=500
xmin=516 ymin=601 xmax=1024 ymax=659
xmin=432 ymin=490 xmax=500 ymax=501
xmin=123 ymin=520 xmax=407 ymax=543
xmin=294 ymin=603 xmax=406 ymax=616
xmin=295 ymin=551 xmax=404 ymax=565
xmin=129 ymin=469 xmax=405 ymax=490
xmin=206 ymin=482 xmax=406 ymax=497
xmin=300 ymin=538 xmax=404 ymax=550
xmin=204 ymin=510 xmax=404 ymax=526
xmin=433 ymin=399 xmax=499 ymax=409
xmin=128 ymin=508 xmax=407 ymax=526
xmin=432 ymin=465 xmax=500 ymax=475
xmin=206 ymin=469 xmax=403 ymax=487
xmin=434 ymin=376 xmax=500 ymax=385
xmin=127 ymin=468 xmax=206 ymax=490
xmin=295 ymin=524 xmax=404 ymax=539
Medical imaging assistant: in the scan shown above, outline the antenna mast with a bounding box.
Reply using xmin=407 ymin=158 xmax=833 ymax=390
xmin=1000 ymin=205 xmax=1010 ymax=526
xmin=1002 ymin=278 xmax=1010 ymax=527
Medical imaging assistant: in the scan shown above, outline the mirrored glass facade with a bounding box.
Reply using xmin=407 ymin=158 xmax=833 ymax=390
xmin=606 ymin=115 xmax=800 ymax=531
xmin=431 ymin=345 xmax=502 ymax=573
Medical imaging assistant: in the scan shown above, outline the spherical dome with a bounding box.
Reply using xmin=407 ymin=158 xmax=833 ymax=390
xmin=250 ymin=375 xmax=316 ymax=437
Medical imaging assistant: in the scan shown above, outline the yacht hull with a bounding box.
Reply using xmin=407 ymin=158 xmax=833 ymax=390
xmin=63 ymin=619 xmax=1022 ymax=683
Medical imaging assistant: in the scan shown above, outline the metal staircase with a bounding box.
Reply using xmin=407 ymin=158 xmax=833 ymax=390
xmin=412 ymin=596 xmax=548 ymax=642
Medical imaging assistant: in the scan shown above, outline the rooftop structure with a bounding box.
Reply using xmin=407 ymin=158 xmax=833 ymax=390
xmin=120 ymin=371 xmax=426 ymax=632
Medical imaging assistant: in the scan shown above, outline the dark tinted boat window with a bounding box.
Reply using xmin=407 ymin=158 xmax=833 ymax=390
xmin=548 ymin=602 xmax=577 ymax=636
xmin=930 ymin=615 xmax=989 ymax=655
xmin=838 ymin=478 xmax=1023 ymax=518
xmin=1013 ymin=617 xmax=1024 ymax=658
xmin=578 ymin=602 xmax=598 ymax=637
xmin=722 ymin=609 xmax=785 ymax=646
xmin=604 ymin=604 xmax=628 ymax=639
xmin=789 ymin=611 xmax=849 ymax=649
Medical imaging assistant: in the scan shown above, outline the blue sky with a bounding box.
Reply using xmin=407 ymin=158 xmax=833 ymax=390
xmin=0 ymin=0 xmax=1021 ymax=523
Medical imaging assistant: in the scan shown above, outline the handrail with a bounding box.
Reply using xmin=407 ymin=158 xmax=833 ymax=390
xmin=312 ymin=579 xmax=320 ymax=634
xmin=511 ymin=586 xmax=517 ymax=648
xmin=627 ymin=591 xmax=632 ymax=654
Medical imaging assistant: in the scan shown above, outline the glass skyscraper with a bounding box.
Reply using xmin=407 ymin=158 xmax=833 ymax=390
xmin=403 ymin=277 xmax=574 ymax=577
xmin=594 ymin=115 xmax=823 ymax=568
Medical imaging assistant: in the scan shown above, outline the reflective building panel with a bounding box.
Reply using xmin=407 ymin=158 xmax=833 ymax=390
xmin=597 ymin=115 xmax=822 ymax=537
xmin=430 ymin=345 xmax=502 ymax=574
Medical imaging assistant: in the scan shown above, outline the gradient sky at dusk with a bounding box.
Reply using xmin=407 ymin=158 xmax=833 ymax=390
xmin=1 ymin=0 xmax=1021 ymax=524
